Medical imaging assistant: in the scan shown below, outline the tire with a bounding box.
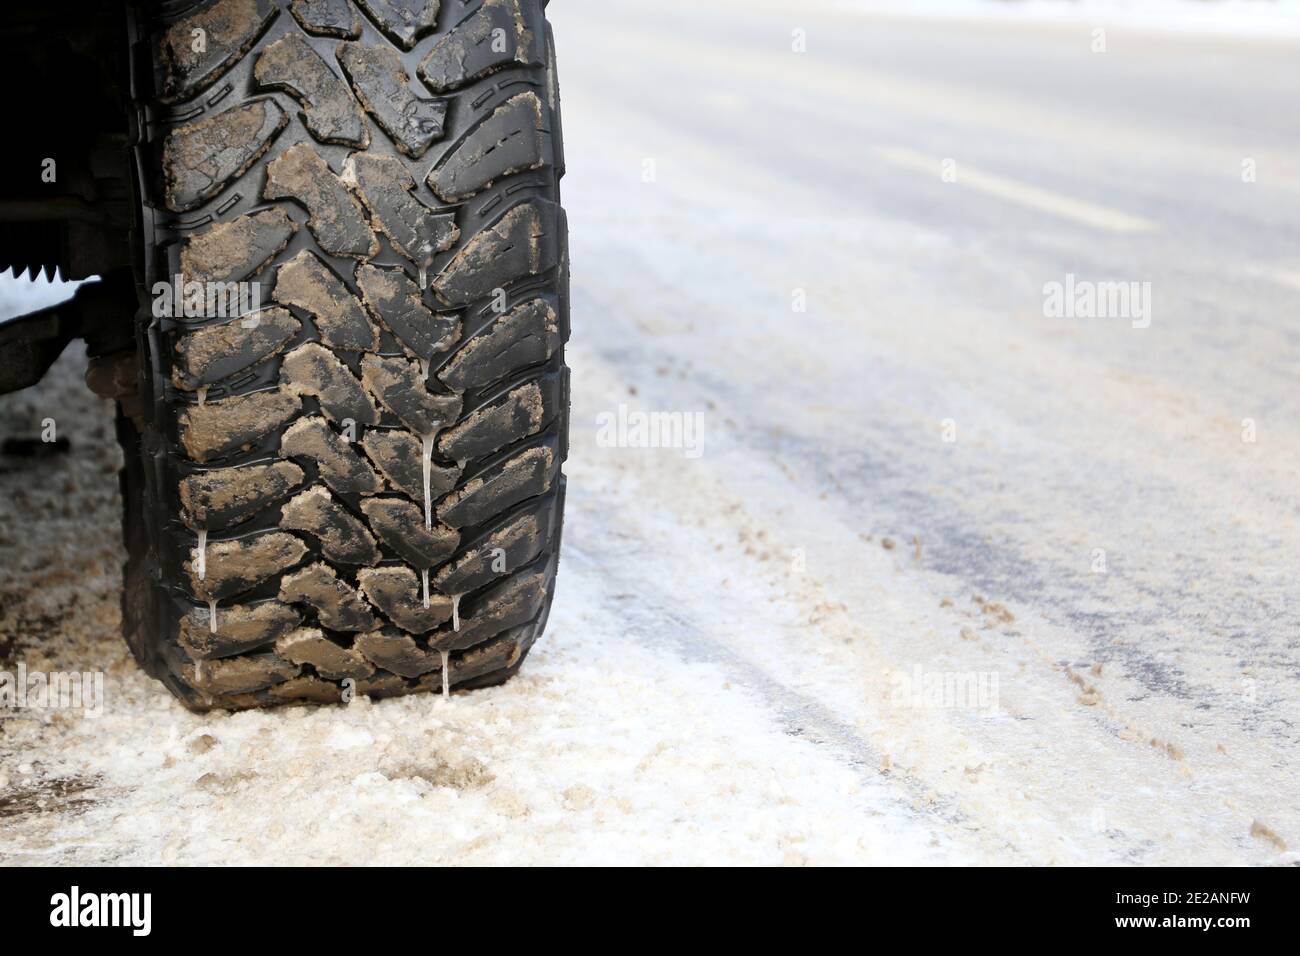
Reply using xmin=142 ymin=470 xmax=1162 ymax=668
xmin=122 ymin=0 xmax=569 ymax=710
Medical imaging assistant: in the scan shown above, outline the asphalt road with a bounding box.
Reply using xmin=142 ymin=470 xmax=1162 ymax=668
xmin=547 ymin=0 xmax=1300 ymax=863
xmin=0 ymin=0 xmax=1295 ymax=864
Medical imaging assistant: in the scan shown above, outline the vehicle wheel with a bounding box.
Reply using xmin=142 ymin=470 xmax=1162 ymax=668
xmin=122 ymin=0 xmax=569 ymax=710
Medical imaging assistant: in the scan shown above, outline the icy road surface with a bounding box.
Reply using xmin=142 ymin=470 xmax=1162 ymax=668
xmin=1 ymin=0 xmax=1298 ymax=864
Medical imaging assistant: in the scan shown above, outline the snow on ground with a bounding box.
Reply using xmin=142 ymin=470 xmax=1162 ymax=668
xmin=0 ymin=351 xmax=956 ymax=867
xmin=830 ymin=0 xmax=1300 ymax=38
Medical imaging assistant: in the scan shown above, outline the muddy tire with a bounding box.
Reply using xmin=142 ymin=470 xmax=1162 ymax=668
xmin=122 ymin=0 xmax=568 ymax=710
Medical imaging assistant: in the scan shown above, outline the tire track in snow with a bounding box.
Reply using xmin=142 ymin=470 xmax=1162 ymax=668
xmin=563 ymin=327 xmax=1296 ymax=863
xmin=559 ymin=536 xmax=1002 ymax=863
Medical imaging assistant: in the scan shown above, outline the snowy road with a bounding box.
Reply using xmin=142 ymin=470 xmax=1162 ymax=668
xmin=2 ymin=0 xmax=1298 ymax=864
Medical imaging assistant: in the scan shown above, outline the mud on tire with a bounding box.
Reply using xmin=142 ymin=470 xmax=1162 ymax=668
xmin=124 ymin=0 xmax=569 ymax=710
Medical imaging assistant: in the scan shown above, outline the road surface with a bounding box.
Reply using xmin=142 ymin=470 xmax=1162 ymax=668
xmin=1 ymin=0 xmax=1296 ymax=864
